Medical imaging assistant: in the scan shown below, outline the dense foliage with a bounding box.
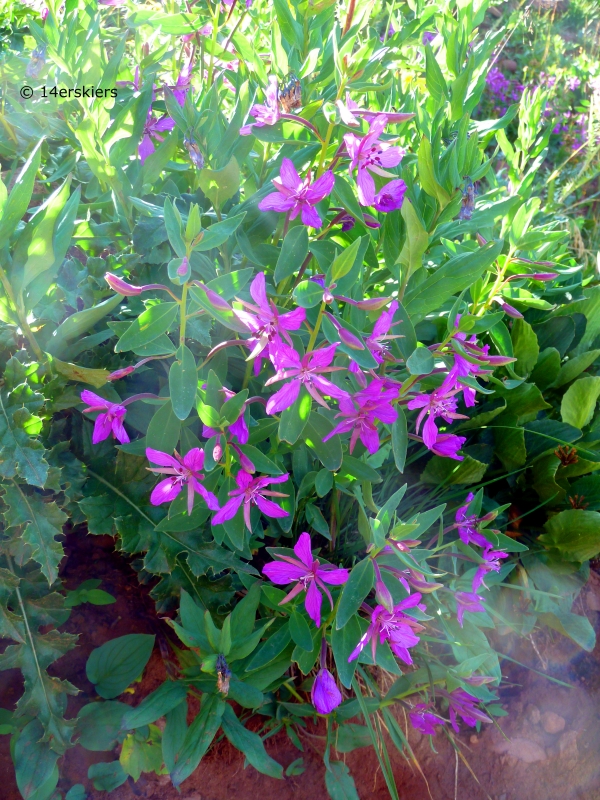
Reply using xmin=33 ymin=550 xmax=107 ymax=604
xmin=1 ymin=0 xmax=600 ymax=797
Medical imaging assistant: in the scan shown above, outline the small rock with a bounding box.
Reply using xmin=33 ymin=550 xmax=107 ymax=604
xmin=505 ymin=737 xmax=547 ymax=763
xmin=528 ymin=704 xmax=541 ymax=725
xmin=558 ymin=730 xmax=578 ymax=758
xmin=541 ymin=711 xmax=566 ymax=734
xmin=470 ymin=734 xmax=478 ymax=744
xmin=501 ymin=58 xmax=518 ymax=73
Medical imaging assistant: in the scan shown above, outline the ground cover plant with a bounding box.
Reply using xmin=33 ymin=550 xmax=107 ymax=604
xmin=1 ymin=0 xmax=600 ymax=797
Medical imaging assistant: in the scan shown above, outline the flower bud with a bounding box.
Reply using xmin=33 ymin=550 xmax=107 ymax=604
xmin=311 ymin=668 xmax=342 ymax=714
xmin=493 ymin=297 xmax=523 ymax=318
xmin=475 ymin=234 xmax=487 ymax=246
xmin=238 ymin=452 xmax=255 ymax=473
xmin=363 ymin=213 xmax=381 ymax=229
xmin=375 ymin=578 xmax=395 ymax=612
xmin=323 ymin=290 xmax=334 ymax=304
xmin=105 ymin=272 xmax=142 ymax=296
xmin=354 ymin=297 xmax=392 ymax=311
xmin=107 ymin=366 xmax=135 ymax=381
xmin=485 ymin=355 xmax=517 ymax=366
xmin=177 ymin=256 xmax=189 ymax=276
xmin=203 ymin=286 xmax=232 ymax=312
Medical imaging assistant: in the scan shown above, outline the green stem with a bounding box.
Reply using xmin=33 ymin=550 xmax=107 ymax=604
xmin=307 ymin=301 xmax=326 ymax=351
xmin=207 ymin=6 xmax=220 ymax=87
xmin=179 ymin=282 xmax=189 ymax=346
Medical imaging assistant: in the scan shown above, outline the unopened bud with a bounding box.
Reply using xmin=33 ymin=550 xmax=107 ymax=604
xmin=204 ymin=287 xmax=232 ymax=312
xmin=177 ymin=256 xmax=189 ymax=276
xmin=105 ymin=272 xmax=142 ymax=296
xmin=323 ymin=290 xmax=334 ymax=304
xmin=375 ymin=579 xmax=395 ymax=612
xmin=475 ymin=234 xmax=487 ymax=246
xmin=493 ymin=297 xmax=523 ymax=319
xmin=238 ymin=452 xmax=255 ymax=473
xmin=354 ymin=297 xmax=391 ymax=311
xmin=325 ymin=313 xmax=364 ymax=349
xmin=107 ymin=366 xmax=135 ymax=381
xmin=363 ymin=213 xmax=381 ymax=229
xmin=485 ymin=355 xmax=517 ymax=366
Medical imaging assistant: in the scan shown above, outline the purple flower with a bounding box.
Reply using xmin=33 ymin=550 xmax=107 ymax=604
xmin=486 ymin=68 xmax=511 ymax=98
xmin=212 ymin=470 xmax=289 ymax=531
xmin=146 ymin=447 xmax=220 ymax=515
xmin=262 ymin=532 xmax=349 ymax=627
xmin=409 ymin=703 xmax=444 ymax=735
xmin=240 ymin=76 xmax=281 ymax=135
xmin=312 ymin=668 xmax=342 ymax=714
xmin=493 ymin=296 xmax=523 ymax=318
xmin=455 ymin=591 xmax=485 ymax=627
xmin=234 ymin=272 xmax=305 ymax=368
xmin=139 ymin=110 xmax=175 ymax=163
xmin=344 ymin=117 xmax=405 ymax=206
xmin=430 ymin=433 xmax=466 ymax=460
xmin=407 ymin=380 xmax=466 ymax=448
xmin=258 ymin=158 xmax=335 ymax=228
xmin=445 ymin=688 xmax=491 ymax=732
xmin=336 ymin=93 xmax=413 ymax=127
xmin=105 ymin=272 xmax=142 ymax=296
xmin=473 ymin=546 xmax=508 ymax=592
xmin=322 ymin=381 xmax=398 ymax=455
xmin=202 ymin=387 xmax=249 ymax=445
xmin=374 ymin=179 xmax=406 ymax=212
xmin=348 ymin=594 xmax=424 ymax=664
xmin=81 ymin=390 xmax=129 ymax=445
xmin=172 ymin=60 xmax=192 ymax=106
xmin=567 ymin=76 xmax=581 ymax=92
xmin=455 ymin=493 xmax=491 ymax=548
xmin=265 ymin=343 xmax=349 ymax=414
xmin=422 ymin=31 xmax=437 ymax=45
xmin=353 ymin=301 xmax=399 ymax=373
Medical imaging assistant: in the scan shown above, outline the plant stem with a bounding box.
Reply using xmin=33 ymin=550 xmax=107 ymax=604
xmin=307 ymin=301 xmax=326 ymax=351
xmin=179 ymin=283 xmax=189 ymax=345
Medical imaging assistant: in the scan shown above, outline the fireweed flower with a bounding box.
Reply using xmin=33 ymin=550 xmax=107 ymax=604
xmin=348 ymin=593 xmax=425 ymax=664
xmin=172 ymin=60 xmax=192 ymax=106
xmin=265 ymin=343 xmax=349 ymax=414
xmin=212 ymin=470 xmax=289 ymax=531
xmin=344 ymin=116 xmax=405 ymax=206
xmin=430 ymin=433 xmax=466 ymax=461
xmin=445 ymin=688 xmax=491 ymax=732
xmin=146 ymin=447 xmax=220 ymax=515
xmin=311 ymin=669 xmax=342 ymax=714
xmin=258 ymin=158 xmax=335 ymax=228
xmin=455 ymin=591 xmax=486 ymax=627
xmin=336 ymin=93 xmax=414 ymax=127
xmin=262 ymin=532 xmax=349 ymax=627
xmin=240 ymin=75 xmax=281 ymax=135
xmin=473 ymin=546 xmax=508 ymax=592
xmin=349 ymin=301 xmax=399 ymax=379
xmin=80 ymin=390 xmax=129 ymax=445
xmin=455 ymin=492 xmax=491 ymax=548
xmin=234 ymin=272 xmax=306 ymax=368
xmin=373 ymin=179 xmax=407 ymax=212
xmin=407 ymin=380 xmax=467 ymax=448
xmin=322 ymin=381 xmax=398 ymax=455
xmin=139 ymin=110 xmax=175 ymax=163
xmin=409 ymin=704 xmax=444 ymax=735
xmin=202 ymin=387 xmax=249 ymax=445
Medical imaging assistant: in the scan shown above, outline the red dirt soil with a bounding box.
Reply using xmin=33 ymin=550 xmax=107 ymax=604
xmin=2 ymin=530 xmax=600 ymax=800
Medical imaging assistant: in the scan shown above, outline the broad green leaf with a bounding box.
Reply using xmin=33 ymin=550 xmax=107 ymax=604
xmin=561 ymin=376 xmax=600 ymax=429
xmin=391 ymin=409 xmax=407 ymax=473
xmin=540 ymin=509 xmax=600 ymax=562
xmin=49 ymin=294 xmax=123 ymax=356
xmin=51 ymin=358 xmax=109 ymax=388
xmin=511 ymin=318 xmax=539 ymax=375
xmin=425 ymin=44 xmax=449 ymax=105
xmin=303 ymin=412 xmax=343 ymax=471
xmin=198 ymin=158 xmax=240 ymax=208
xmin=115 ymin=303 xmax=179 ymax=353
xmin=169 ymin=345 xmax=197 ymax=421
xmin=195 ymin=212 xmax=246 ymax=251
xmin=327 ymin=237 xmax=362 ymax=284
xmin=0 ymin=139 xmax=43 ymax=244
xmin=279 ymin=386 xmax=311 ymax=444
xmin=553 ymin=349 xmax=600 ymax=388
xmin=406 ymin=346 xmax=434 ymax=375
xmin=146 ymin=400 xmax=181 ymax=453
xmin=14 ymin=720 xmax=59 ymax=800
xmin=336 ymin=558 xmax=374 ymax=630
xmin=88 ymin=761 xmax=128 ymax=792
xmin=293 ymin=279 xmax=324 ymax=308
xmin=163 ymin=197 xmax=186 ymax=257
xmin=163 ymin=701 xmax=188 ymax=774
xmin=86 ymin=634 xmax=155 ymax=699
xmin=221 ymin=704 xmax=283 ymax=779
xmin=274 ymin=226 xmax=309 ymax=284
xmin=331 ymin=615 xmax=361 ymax=688
xmin=421 ymin=454 xmax=488 ymax=485
xmin=289 ymin=609 xmax=313 ymax=651
xmin=246 ymin=623 xmax=291 ymax=670
xmin=418 ymin=137 xmax=451 ymax=207
xmin=325 ymin=761 xmax=360 ymax=800
xmin=333 ymin=174 xmax=365 ymax=225
xmin=338 ymin=455 xmax=382 ymax=484
xmin=20 ymin=177 xmax=70 ymax=290
xmin=238 ymin=444 xmax=283 ymax=474
xmin=334 ymin=723 xmax=372 ymax=753
xmin=3 ymin=484 xmax=66 ymax=584
xmin=121 ymin=681 xmax=188 ymax=730
xmin=396 ymin=199 xmax=428 ymax=280
xmin=170 ymin=695 xmax=225 ymax=787
xmin=119 ymin=724 xmax=163 ymax=781
xmin=76 ymin=701 xmax=130 ymax=751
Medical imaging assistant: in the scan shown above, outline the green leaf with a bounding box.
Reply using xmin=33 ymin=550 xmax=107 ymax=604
xmin=221 ymin=704 xmax=283 ymax=779
xmin=198 ymin=158 xmax=241 ymax=208
xmin=20 ymin=177 xmax=70 ymax=291
xmin=391 ymin=409 xmax=407 ymax=473
xmin=406 ymin=346 xmax=434 ymax=375
xmin=303 ymin=412 xmax=343 ymax=471
xmin=561 ymin=376 xmax=600 ymax=429
xmin=238 ymin=444 xmax=283 ymax=475
xmin=315 ymin=468 xmax=334 ymax=497
xmin=418 ymin=137 xmax=451 ymax=207
xmin=421 ymin=454 xmax=488 ymax=485
xmin=65 ymin=785 xmax=87 ymax=800
xmin=0 ymin=388 xmax=48 ymax=487
xmin=195 ymin=212 xmax=246 ymax=251
xmin=338 ymin=455 xmax=382 ymax=484
xmin=169 ymin=345 xmax=198 ymax=421
xmin=14 ymin=720 xmax=59 ymax=800
xmin=331 ymin=615 xmax=361 ymax=688
xmin=425 ymin=44 xmax=449 ymax=105
xmin=246 ymin=623 xmax=291 ymax=670
xmin=293 ymin=279 xmax=324 ymax=309
xmin=121 ymin=681 xmax=188 ymax=730
xmin=163 ymin=197 xmax=186 ymax=257
xmin=119 ymin=724 xmax=163 ymax=781
xmin=289 ymin=609 xmax=313 ymax=651
xmin=86 ymin=634 xmax=155 ymax=699
xmin=88 ymin=761 xmax=128 ymax=792
xmin=511 ymin=318 xmax=539 ymax=375
xmin=3 ymin=484 xmax=66 ymax=584
xmin=163 ymin=701 xmax=188 ymax=774
xmin=327 ymin=237 xmax=362 ymax=284
xmin=279 ymin=386 xmax=312 ymax=444
xmin=221 ymin=389 xmax=248 ymax=423
xmin=336 ymin=559 xmax=374 ymax=630
xmin=115 ymin=302 xmax=179 ymax=353
xmin=170 ymin=695 xmax=225 ymax=787
xmin=333 ymin=175 xmax=365 ymax=225
xmin=553 ymin=350 xmax=600 ymax=388
xmin=404 ymin=240 xmax=503 ymax=323
xmin=325 ymin=761 xmax=360 ymax=800
xmin=48 ymin=293 xmax=124 ymax=357
xmin=274 ymin=226 xmax=309 ymax=285
xmin=76 ymin=701 xmax=130 ymax=751
xmin=334 ymin=723 xmax=372 ymax=753
xmin=146 ymin=400 xmax=181 ymax=453
xmin=0 ymin=140 xmax=43 ymax=244
xmin=540 ymin=509 xmax=600 ymax=562
xmin=396 ymin=199 xmax=428 ymax=280
xmin=272 ymin=0 xmax=303 ymax=50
